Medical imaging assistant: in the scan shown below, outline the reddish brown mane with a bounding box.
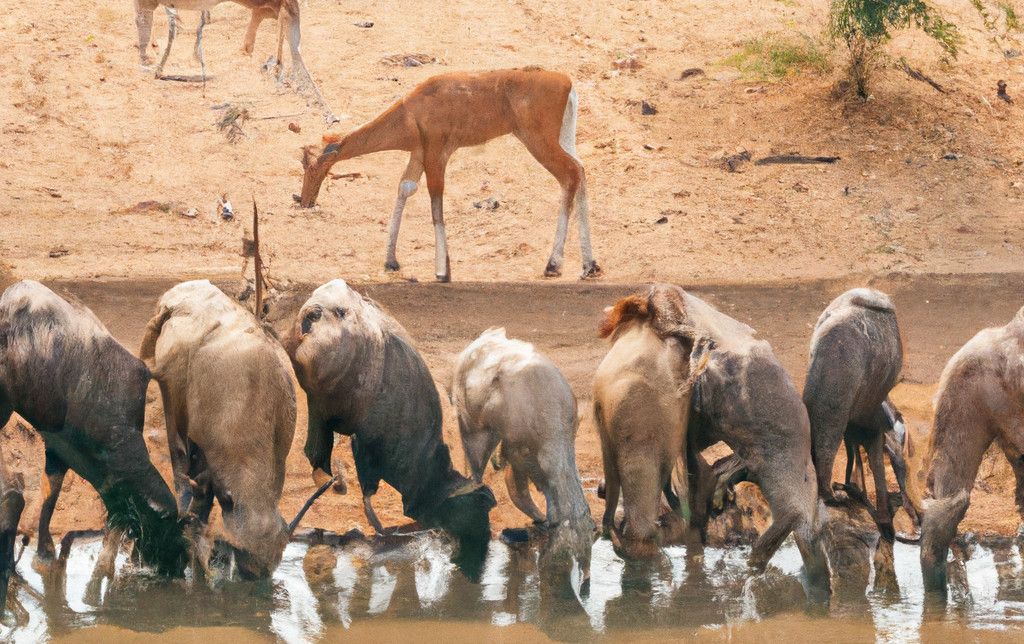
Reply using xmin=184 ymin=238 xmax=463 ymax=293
xmin=598 ymin=294 xmax=649 ymax=338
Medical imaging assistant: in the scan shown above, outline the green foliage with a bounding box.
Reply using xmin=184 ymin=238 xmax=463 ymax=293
xmin=722 ymin=36 xmax=831 ymax=80
xmin=829 ymin=0 xmax=963 ymax=97
xmin=974 ymin=0 xmax=1022 ymax=32
xmin=1005 ymin=2 xmax=1021 ymax=31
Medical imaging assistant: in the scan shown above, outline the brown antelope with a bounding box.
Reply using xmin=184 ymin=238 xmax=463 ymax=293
xmin=298 ymin=68 xmax=601 ymax=282
xmin=134 ymin=0 xmax=335 ymax=122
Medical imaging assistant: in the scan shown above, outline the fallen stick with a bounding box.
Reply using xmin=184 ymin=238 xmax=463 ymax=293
xmin=253 ymin=112 xmax=306 ymax=121
xmin=755 ymin=155 xmax=840 ymax=165
xmin=899 ymin=59 xmax=945 ymax=94
xmin=156 ymin=74 xmax=210 ymax=84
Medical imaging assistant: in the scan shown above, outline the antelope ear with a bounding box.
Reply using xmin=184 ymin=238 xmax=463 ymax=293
xmin=139 ymin=306 xmax=172 ymax=368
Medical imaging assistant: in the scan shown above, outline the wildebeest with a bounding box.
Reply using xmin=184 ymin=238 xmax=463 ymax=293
xmin=597 ymin=285 xmax=831 ymax=600
xmin=0 ymin=280 xmax=186 ymax=575
xmin=451 ymin=328 xmax=594 ymax=575
xmin=803 ymin=288 xmax=904 ymax=539
xmin=0 ymin=445 xmax=24 ymax=609
xmin=284 ymin=280 xmax=496 ymax=569
xmin=916 ymin=305 xmax=1024 ymax=594
xmin=140 ymin=280 xmax=296 ymax=579
xmin=593 ymin=291 xmax=696 ymax=559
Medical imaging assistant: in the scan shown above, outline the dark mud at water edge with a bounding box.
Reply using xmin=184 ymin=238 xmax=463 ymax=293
xmin=5 ymin=531 xmax=1024 ymax=643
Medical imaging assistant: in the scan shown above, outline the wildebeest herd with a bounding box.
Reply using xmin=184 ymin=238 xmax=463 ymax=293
xmin=2 ymin=278 xmax=1022 ymax=607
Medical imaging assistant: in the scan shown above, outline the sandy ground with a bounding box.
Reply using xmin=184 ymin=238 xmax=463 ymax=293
xmin=1 ymin=0 xmax=1023 ymax=547
xmin=1 ymin=0 xmax=1022 ymax=285
xmin=1 ymin=273 xmax=1022 ymax=541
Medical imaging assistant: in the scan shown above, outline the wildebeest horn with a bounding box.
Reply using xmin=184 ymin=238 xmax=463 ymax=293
xmin=287 ymin=476 xmax=337 ymax=536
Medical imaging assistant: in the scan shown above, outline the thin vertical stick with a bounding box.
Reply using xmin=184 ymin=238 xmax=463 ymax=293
xmin=253 ymin=197 xmax=264 ymax=319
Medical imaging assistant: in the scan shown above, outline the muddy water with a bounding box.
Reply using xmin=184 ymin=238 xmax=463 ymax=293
xmin=3 ymin=534 xmax=1023 ymax=643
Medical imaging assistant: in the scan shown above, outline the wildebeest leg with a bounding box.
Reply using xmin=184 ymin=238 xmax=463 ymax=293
xmin=998 ymin=440 xmax=1024 ymax=534
xmin=352 ymin=435 xmax=384 ymax=534
xmin=506 ymin=466 xmax=545 ymax=524
xmin=362 ymin=494 xmax=384 ymax=535
xmin=188 ymin=486 xmax=215 ymax=578
xmin=599 ymin=438 xmax=620 ymax=536
xmin=809 ymin=410 xmax=846 ymax=504
xmin=459 ymin=418 xmax=499 ymax=484
xmin=163 ymin=388 xmax=192 ymax=516
xmin=93 ymin=526 xmax=124 ymax=580
xmin=867 ymin=431 xmax=894 ymax=541
xmin=754 ymin=463 xmax=830 ymax=601
xmin=35 ymin=450 xmax=67 ymax=562
xmin=304 ymin=405 xmax=335 ymax=489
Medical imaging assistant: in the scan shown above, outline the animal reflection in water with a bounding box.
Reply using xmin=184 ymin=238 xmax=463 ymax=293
xmin=4 ymin=524 xmax=1024 ymax=640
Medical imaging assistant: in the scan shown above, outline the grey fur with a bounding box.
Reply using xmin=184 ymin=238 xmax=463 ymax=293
xmin=451 ymin=328 xmax=594 ymax=576
xmin=804 ymin=288 xmax=904 ymax=538
xmin=0 ymin=280 xmax=182 ymax=573
xmin=284 ymin=280 xmax=495 ymax=567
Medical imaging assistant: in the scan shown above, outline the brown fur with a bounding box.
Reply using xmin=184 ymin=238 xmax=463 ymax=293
xmin=298 ymin=68 xmax=599 ymax=281
xmin=598 ymin=295 xmax=649 ymax=339
xmin=141 ymin=280 xmax=296 ymax=579
xmin=918 ymin=305 xmax=1024 ymax=593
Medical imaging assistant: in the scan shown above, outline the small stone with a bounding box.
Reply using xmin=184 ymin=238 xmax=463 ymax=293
xmin=48 ymin=247 xmax=69 ymax=258
xmin=641 ymin=101 xmax=658 ymax=115
xmin=679 ymin=67 xmax=705 ymax=80
xmin=655 ymin=216 xmax=668 ymax=224
xmin=472 ymin=197 xmax=500 ymax=211
xmin=181 ymin=207 xmax=198 ymax=219
xmin=288 ymin=122 xmax=301 ymax=133
xmin=354 ymin=21 xmax=374 ymax=28
xmin=942 ymin=152 xmax=961 ymax=161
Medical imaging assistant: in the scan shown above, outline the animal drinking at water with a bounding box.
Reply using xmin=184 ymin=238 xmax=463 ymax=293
xmin=284 ymin=280 xmax=496 ymax=570
xmin=141 ymin=280 xmax=297 ymax=579
xmin=0 ymin=280 xmax=186 ymax=575
xmin=916 ymin=305 xmax=1024 ymax=594
xmin=597 ymin=285 xmax=832 ymax=601
xmin=451 ymin=328 xmax=595 ymax=578
xmin=803 ymin=288 xmax=906 ymax=540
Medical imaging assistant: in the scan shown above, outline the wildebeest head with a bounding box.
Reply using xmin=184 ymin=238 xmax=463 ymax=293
xmin=433 ymin=482 xmax=497 ymax=581
xmin=284 ymin=279 xmax=388 ymax=399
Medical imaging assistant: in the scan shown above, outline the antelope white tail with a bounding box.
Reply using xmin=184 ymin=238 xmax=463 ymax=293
xmin=559 ymin=86 xmax=579 ymax=160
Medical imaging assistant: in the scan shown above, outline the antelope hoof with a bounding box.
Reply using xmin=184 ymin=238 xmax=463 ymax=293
xmin=435 ymin=273 xmax=451 ymax=283
xmin=580 ymin=261 xmax=603 ymax=279
xmin=543 ymin=261 xmax=562 ymax=278
xmin=384 ymin=260 xmax=400 ymax=272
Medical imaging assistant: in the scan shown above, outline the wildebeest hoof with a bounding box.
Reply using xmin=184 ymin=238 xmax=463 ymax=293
xmin=543 ymin=261 xmax=562 ymax=278
xmin=580 ymin=261 xmax=602 ymax=279
xmin=384 ymin=260 xmax=400 ymax=272
xmin=435 ymin=273 xmax=451 ymax=283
